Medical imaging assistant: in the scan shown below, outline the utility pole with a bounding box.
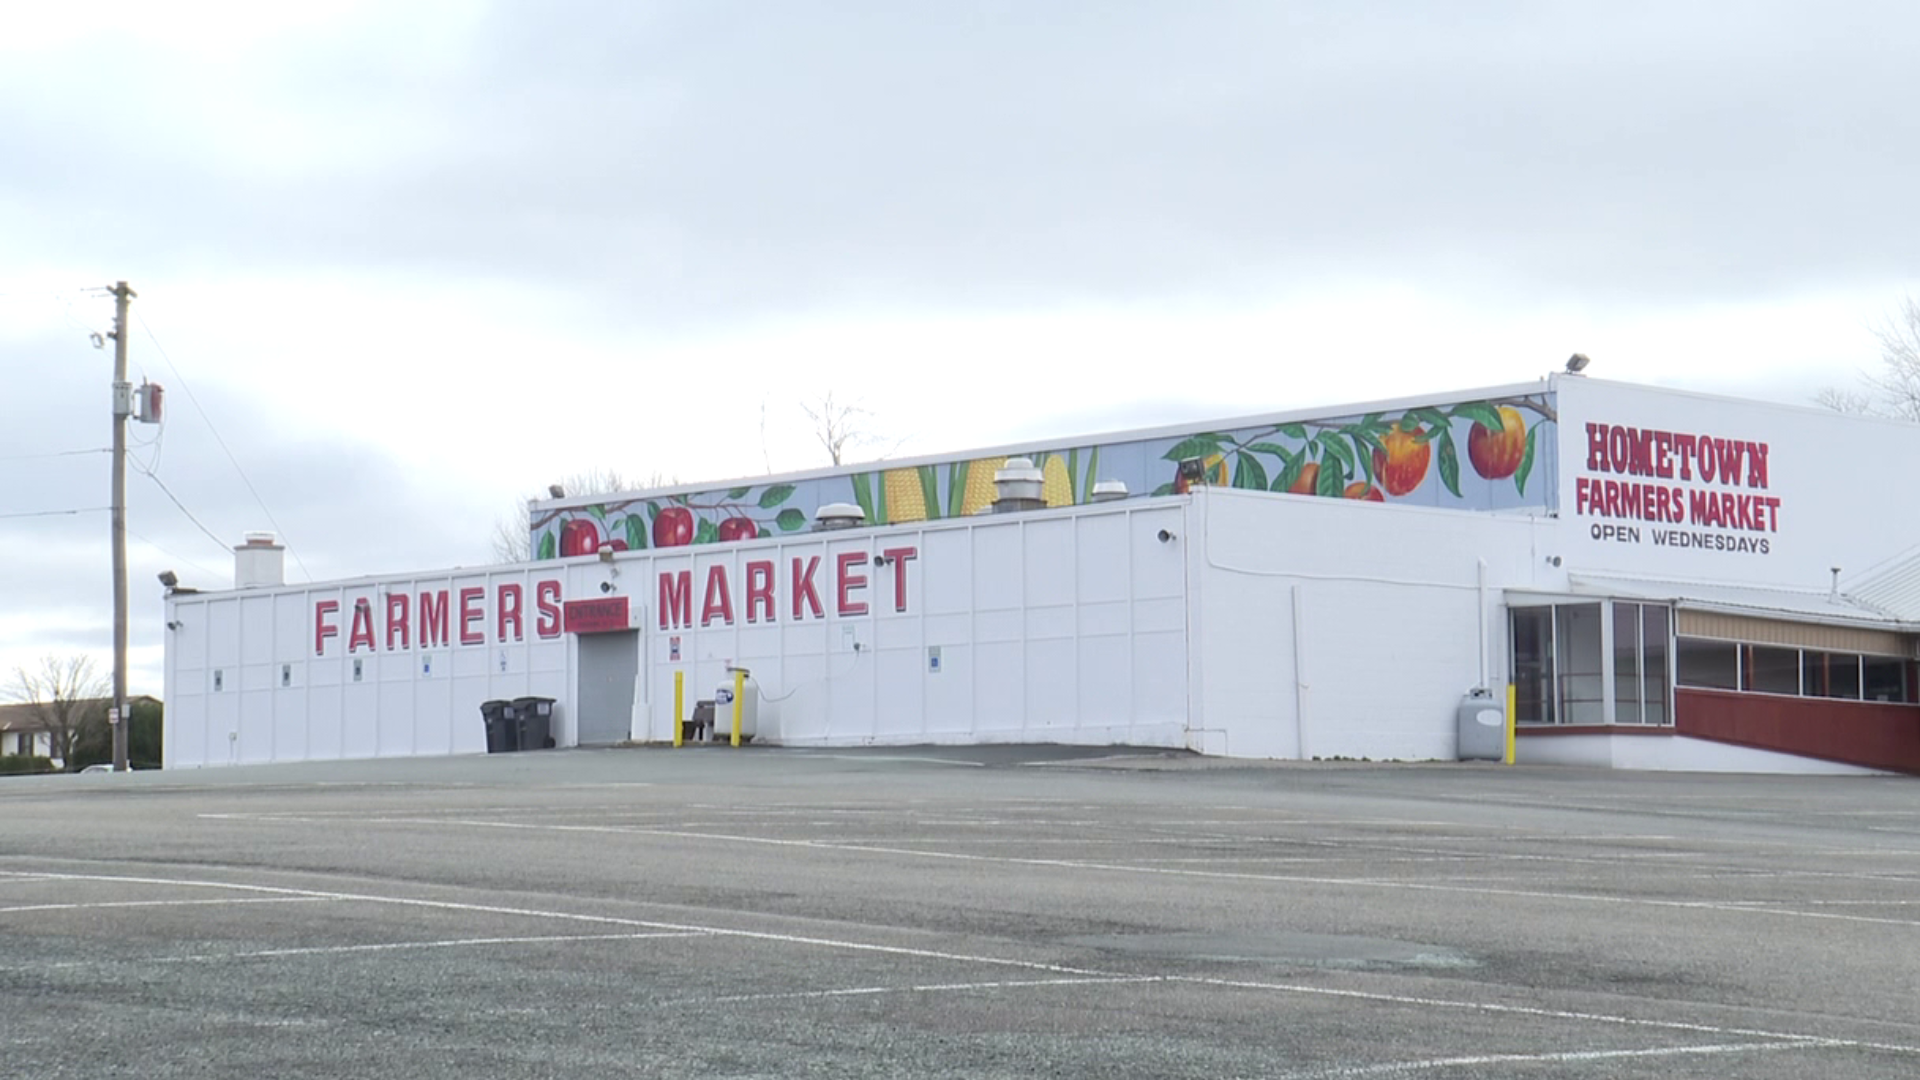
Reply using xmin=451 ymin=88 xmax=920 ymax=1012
xmin=109 ymin=281 xmax=135 ymax=773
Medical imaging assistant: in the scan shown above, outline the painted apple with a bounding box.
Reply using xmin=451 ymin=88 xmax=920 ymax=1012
xmin=1467 ymin=406 xmax=1527 ymax=479
xmin=1372 ymin=421 xmax=1431 ymax=496
xmin=1287 ymin=461 xmax=1320 ymax=495
xmin=607 ymin=538 xmax=629 ymax=551
xmin=717 ymin=518 xmax=758 ymax=542
xmin=558 ymin=519 xmax=600 ymax=557
xmin=1343 ymin=482 xmax=1385 ymax=502
xmin=653 ymin=507 xmax=694 ymax=547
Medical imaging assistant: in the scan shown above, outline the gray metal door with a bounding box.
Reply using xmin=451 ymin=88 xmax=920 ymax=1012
xmin=575 ymin=631 xmax=639 ymax=746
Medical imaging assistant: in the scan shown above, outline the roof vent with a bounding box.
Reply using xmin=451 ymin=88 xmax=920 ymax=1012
xmin=1089 ymin=480 xmax=1128 ymax=503
xmin=813 ymin=502 xmax=867 ymax=531
xmin=993 ymin=457 xmax=1046 ymax=513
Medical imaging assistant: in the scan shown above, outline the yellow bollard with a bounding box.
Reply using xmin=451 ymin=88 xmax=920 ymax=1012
xmin=673 ymin=671 xmax=684 ymax=748
xmin=1503 ymin=682 xmax=1517 ymax=765
xmin=730 ymin=668 xmax=744 ymax=747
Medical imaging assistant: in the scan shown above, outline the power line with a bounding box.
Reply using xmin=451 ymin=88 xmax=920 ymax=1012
xmin=139 ymin=470 xmax=232 ymax=558
xmin=0 ymin=506 xmax=109 ymax=520
xmin=0 ymin=447 xmax=111 ymax=462
xmin=127 ymin=525 xmax=224 ymax=583
xmin=134 ymin=311 xmax=311 ymax=582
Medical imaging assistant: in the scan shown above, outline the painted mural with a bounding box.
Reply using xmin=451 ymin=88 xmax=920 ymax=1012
xmin=530 ymin=392 xmax=1559 ymax=558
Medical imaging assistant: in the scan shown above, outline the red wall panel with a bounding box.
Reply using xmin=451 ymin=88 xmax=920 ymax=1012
xmin=1676 ymin=688 xmax=1920 ymax=774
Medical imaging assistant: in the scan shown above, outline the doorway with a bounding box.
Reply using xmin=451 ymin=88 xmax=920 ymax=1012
xmin=576 ymin=630 xmax=639 ymax=745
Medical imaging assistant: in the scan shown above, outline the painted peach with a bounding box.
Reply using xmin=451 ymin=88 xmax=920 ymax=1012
xmin=1372 ymin=422 xmax=1431 ymax=496
xmin=1468 ymin=406 xmax=1527 ymax=480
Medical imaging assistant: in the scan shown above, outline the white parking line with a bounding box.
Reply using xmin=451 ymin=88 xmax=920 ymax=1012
xmin=686 ymin=975 xmax=1160 ymax=1005
xmin=1276 ymin=1040 xmax=1834 ymax=1078
xmin=0 ymin=896 xmax=329 ymax=915
xmin=158 ymin=931 xmax=705 ymax=963
xmin=309 ymin=815 xmax=1920 ymax=930
xmin=3 ymin=867 xmax=1914 ymax=1061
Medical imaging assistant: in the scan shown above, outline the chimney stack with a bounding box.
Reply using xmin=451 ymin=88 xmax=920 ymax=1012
xmin=234 ymin=532 xmax=285 ymax=588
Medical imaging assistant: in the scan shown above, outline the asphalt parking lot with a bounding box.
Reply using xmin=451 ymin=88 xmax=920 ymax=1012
xmin=2 ymin=746 xmax=1917 ymax=1078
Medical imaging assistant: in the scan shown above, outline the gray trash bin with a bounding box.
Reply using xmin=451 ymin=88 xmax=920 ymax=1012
xmin=1457 ymin=692 xmax=1507 ymax=761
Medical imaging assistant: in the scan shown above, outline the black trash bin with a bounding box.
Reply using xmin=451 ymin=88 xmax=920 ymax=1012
xmin=513 ymin=696 xmax=556 ymax=750
xmin=480 ymin=700 xmax=517 ymax=754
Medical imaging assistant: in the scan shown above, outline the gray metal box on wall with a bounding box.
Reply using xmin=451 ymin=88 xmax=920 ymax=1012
xmin=1457 ymin=693 xmax=1507 ymax=761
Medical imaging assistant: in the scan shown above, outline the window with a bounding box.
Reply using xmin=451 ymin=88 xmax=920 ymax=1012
xmin=1676 ymin=638 xmax=1738 ymax=690
xmin=1556 ymin=604 xmax=1605 ymax=725
xmin=1512 ymin=607 xmax=1553 ymax=723
xmin=1864 ymin=657 xmax=1909 ymax=703
xmin=1802 ymin=651 xmax=1861 ymax=700
xmin=1511 ymin=601 xmax=1672 ymax=726
xmin=1677 ymin=638 xmax=1914 ymax=703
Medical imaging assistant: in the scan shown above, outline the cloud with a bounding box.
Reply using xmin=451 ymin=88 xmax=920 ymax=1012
xmin=8 ymin=1 xmax=1919 ymax=332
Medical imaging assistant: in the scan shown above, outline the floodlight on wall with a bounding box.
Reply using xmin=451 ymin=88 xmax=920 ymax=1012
xmin=548 ymin=483 xmax=566 ymax=498
xmin=1565 ymin=353 xmax=1591 ymax=374
xmin=600 ymin=581 xmax=616 ymax=594
xmin=1177 ymin=458 xmax=1206 ymax=484
xmin=1157 ymin=529 xmax=1176 ymax=544
xmin=157 ymin=570 xmax=178 ymax=589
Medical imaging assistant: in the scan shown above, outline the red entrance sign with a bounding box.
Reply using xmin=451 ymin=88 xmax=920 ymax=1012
xmin=563 ymin=597 xmax=631 ymax=634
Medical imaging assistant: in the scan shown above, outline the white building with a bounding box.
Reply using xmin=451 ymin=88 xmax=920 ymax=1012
xmin=163 ymin=375 xmax=1920 ymax=774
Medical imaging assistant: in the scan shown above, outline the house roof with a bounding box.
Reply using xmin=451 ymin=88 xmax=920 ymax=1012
xmin=1845 ymin=545 xmax=1920 ymax=622
xmin=0 ymin=695 xmax=159 ymax=733
xmin=1563 ymin=571 xmax=1908 ymax=631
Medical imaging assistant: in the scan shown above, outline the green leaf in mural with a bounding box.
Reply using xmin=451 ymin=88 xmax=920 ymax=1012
xmin=1083 ymin=446 xmax=1100 ymax=503
xmin=1232 ymin=451 xmax=1269 ymax=490
xmin=1436 ymin=432 xmax=1463 ymax=498
xmin=1066 ymin=449 xmax=1079 ymax=504
xmin=874 ymin=469 xmax=888 ymax=525
xmin=536 ymin=532 xmax=556 ymax=560
xmin=947 ymin=460 xmax=969 ymax=518
xmin=1246 ymin=442 xmax=1292 ymax=457
xmin=1349 ymin=429 xmax=1375 ymax=485
xmin=1450 ymin=400 xmax=1506 ymax=433
xmin=1279 ymin=423 xmax=1308 ymax=440
xmin=918 ymin=464 xmax=941 ymax=518
xmin=726 ymin=486 xmax=751 ymax=499
xmin=1151 ymin=481 xmax=1176 ymax=497
xmin=851 ymin=473 xmax=875 ymax=522
xmin=776 ymin=507 xmax=807 ymax=531
xmin=1273 ymin=453 xmax=1307 ymax=493
xmin=1516 ymin=422 xmax=1539 ymax=496
xmin=586 ymin=503 xmax=607 ymax=521
xmin=694 ymin=518 xmax=719 ymax=544
xmin=1162 ymin=434 xmax=1226 ymax=462
xmin=646 ymin=501 xmax=661 ymax=523
xmin=624 ymin=515 xmax=648 ymax=551
xmin=1316 ymin=454 xmax=1348 ymax=497
xmin=671 ymin=493 xmax=690 ymax=506
xmin=758 ymin=484 xmax=796 ymax=508
xmin=1317 ymin=432 xmax=1356 ymax=472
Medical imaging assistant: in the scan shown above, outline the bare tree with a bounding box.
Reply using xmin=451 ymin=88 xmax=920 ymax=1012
xmin=1817 ymin=297 xmax=1920 ymax=422
xmin=801 ymin=391 xmax=906 ymax=465
xmin=8 ymin=655 xmax=109 ymax=769
xmin=490 ymin=468 xmax=677 ymax=563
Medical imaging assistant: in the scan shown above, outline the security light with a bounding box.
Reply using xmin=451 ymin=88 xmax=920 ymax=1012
xmin=157 ymin=570 xmax=178 ymax=588
xmin=548 ymin=483 xmax=566 ymax=498
xmin=1177 ymin=458 xmax=1206 ymax=483
xmin=1565 ymin=353 xmax=1591 ymax=374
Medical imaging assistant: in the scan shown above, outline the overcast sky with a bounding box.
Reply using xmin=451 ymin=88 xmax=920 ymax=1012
xmin=4 ymin=0 xmax=1917 ymax=698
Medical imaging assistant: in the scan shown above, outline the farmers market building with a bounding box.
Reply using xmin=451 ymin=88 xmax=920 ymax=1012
xmin=163 ymin=374 xmax=1920 ymax=774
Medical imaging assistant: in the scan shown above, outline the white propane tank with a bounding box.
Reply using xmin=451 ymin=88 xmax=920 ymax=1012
xmin=712 ymin=667 xmax=760 ymax=742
